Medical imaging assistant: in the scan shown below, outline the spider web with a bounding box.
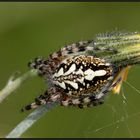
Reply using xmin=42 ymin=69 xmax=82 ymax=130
xmin=82 ymin=67 xmax=140 ymax=138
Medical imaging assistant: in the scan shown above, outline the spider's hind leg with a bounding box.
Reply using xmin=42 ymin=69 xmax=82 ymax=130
xmin=21 ymin=90 xmax=49 ymax=112
xmin=61 ymin=95 xmax=105 ymax=109
xmin=21 ymin=88 xmax=62 ymax=112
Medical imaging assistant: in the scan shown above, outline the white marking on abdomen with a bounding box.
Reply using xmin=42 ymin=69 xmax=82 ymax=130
xmin=84 ymin=69 xmax=95 ymax=81
xmin=84 ymin=69 xmax=106 ymax=81
xmin=75 ymin=68 xmax=84 ymax=75
xmin=63 ymin=63 xmax=76 ymax=76
xmin=54 ymin=81 xmax=66 ymax=89
xmin=94 ymin=70 xmax=107 ymax=76
xmin=65 ymin=80 xmax=78 ymax=89
xmin=53 ymin=67 xmax=64 ymax=77
xmin=77 ymin=77 xmax=84 ymax=83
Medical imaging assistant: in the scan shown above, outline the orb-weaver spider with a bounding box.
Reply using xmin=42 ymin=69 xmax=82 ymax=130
xmin=22 ymin=32 xmax=137 ymax=111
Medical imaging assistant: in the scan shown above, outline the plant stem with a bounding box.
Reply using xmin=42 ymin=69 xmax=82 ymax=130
xmin=0 ymin=69 xmax=38 ymax=103
xmin=6 ymin=102 xmax=58 ymax=138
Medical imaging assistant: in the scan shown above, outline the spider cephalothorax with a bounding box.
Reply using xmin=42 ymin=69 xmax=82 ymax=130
xmin=23 ymin=31 xmax=140 ymax=111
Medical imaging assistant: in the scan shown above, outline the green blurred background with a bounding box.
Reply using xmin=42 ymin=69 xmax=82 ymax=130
xmin=0 ymin=2 xmax=140 ymax=138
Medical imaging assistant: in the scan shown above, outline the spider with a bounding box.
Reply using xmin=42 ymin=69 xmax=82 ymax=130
xmin=21 ymin=39 xmax=131 ymax=111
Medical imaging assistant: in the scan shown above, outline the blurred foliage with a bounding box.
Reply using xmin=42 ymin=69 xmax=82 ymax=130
xmin=0 ymin=2 xmax=140 ymax=138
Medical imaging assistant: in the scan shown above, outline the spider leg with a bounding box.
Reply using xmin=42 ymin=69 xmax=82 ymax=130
xmin=50 ymin=40 xmax=117 ymax=59
xmin=61 ymin=94 xmax=105 ymax=109
xmin=21 ymin=89 xmax=61 ymax=112
xmin=21 ymin=90 xmax=48 ymax=112
xmin=28 ymin=57 xmax=52 ymax=77
xmin=28 ymin=40 xmax=117 ymax=77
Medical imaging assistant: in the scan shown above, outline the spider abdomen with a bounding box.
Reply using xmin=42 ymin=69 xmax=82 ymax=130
xmin=52 ymin=55 xmax=114 ymax=96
